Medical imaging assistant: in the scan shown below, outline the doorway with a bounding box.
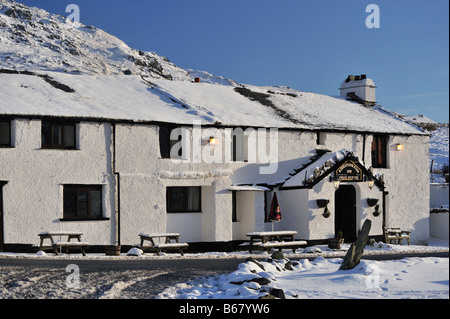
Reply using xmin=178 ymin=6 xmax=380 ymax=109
xmin=335 ymin=185 xmax=357 ymax=242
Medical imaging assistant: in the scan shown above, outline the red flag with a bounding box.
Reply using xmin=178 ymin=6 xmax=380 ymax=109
xmin=269 ymin=192 xmax=282 ymax=222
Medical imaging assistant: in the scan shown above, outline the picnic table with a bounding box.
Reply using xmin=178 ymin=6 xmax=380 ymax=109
xmin=37 ymin=231 xmax=90 ymax=256
xmin=245 ymin=231 xmax=307 ymax=253
xmin=384 ymin=227 xmax=411 ymax=245
xmin=137 ymin=233 xmax=189 ymax=256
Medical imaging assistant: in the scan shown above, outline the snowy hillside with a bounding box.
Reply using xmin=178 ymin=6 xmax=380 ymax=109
xmin=429 ymin=124 xmax=449 ymax=171
xmin=0 ymin=0 xmax=235 ymax=85
xmin=0 ymin=0 xmax=425 ymax=135
xmin=405 ymin=115 xmax=449 ymax=172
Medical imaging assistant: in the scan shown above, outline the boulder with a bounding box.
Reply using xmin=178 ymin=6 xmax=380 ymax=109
xmin=269 ymin=288 xmax=286 ymax=299
xmin=339 ymin=219 xmax=372 ymax=270
xmin=245 ymin=257 xmax=265 ymax=271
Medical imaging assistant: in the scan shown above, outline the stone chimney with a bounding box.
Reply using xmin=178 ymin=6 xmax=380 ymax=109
xmin=339 ymin=74 xmax=376 ymax=106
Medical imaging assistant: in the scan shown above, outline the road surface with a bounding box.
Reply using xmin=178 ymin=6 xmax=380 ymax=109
xmin=0 ymin=251 xmax=448 ymax=299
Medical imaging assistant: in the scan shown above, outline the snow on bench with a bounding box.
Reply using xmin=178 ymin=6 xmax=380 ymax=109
xmin=260 ymin=241 xmax=307 ymax=247
xmin=246 ymin=231 xmax=298 ymax=237
xmin=138 ymin=232 xmax=180 ymax=238
xmin=384 ymin=227 xmax=411 ymax=245
xmin=52 ymin=241 xmax=90 ymax=256
xmin=137 ymin=232 xmax=188 ymax=256
xmin=53 ymin=241 xmax=90 ymax=246
xmin=153 ymin=243 xmax=189 ymax=249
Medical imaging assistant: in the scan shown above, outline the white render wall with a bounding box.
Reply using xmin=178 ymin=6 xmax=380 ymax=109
xmin=0 ymin=118 xmax=430 ymax=246
xmin=377 ymin=135 xmax=430 ymax=244
xmin=0 ymin=119 xmax=115 ymax=245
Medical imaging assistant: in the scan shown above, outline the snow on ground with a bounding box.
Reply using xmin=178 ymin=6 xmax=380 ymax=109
xmin=2 ymin=239 xmax=447 ymax=299
xmin=155 ymin=239 xmax=449 ymax=299
xmin=157 ymin=256 xmax=448 ymax=299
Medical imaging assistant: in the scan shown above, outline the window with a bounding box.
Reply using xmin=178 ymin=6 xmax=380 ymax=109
xmin=166 ymin=187 xmax=201 ymax=213
xmin=232 ymin=191 xmax=237 ymax=222
xmin=316 ymin=132 xmax=326 ymax=145
xmin=0 ymin=121 xmax=11 ymax=147
xmin=231 ymin=129 xmax=245 ymax=162
xmin=63 ymin=185 xmax=103 ymax=219
xmin=159 ymin=126 xmax=183 ymax=159
xmin=371 ymin=135 xmax=387 ymax=168
xmin=42 ymin=122 xmax=76 ymax=149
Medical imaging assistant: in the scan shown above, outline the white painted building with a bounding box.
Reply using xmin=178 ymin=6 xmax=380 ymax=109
xmin=0 ymin=71 xmax=430 ymax=251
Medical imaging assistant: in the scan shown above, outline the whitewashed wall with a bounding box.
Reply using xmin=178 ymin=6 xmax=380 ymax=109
xmin=0 ymin=119 xmax=115 ymax=245
xmin=0 ymin=119 xmax=430 ymax=246
xmin=378 ymin=135 xmax=430 ymax=244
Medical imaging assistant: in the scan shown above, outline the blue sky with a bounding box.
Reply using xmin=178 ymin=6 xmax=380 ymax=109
xmin=18 ymin=0 xmax=449 ymax=123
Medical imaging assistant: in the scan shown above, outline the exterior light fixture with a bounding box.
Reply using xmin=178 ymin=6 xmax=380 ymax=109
xmin=396 ymin=144 xmax=404 ymax=151
xmin=209 ymin=136 xmax=218 ymax=145
xmin=368 ymin=177 xmax=374 ymax=190
xmin=333 ymin=176 xmax=340 ymax=190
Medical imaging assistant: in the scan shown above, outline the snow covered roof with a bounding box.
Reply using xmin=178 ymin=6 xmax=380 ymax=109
xmin=281 ymin=149 xmax=384 ymax=189
xmin=0 ymin=70 xmax=426 ymax=135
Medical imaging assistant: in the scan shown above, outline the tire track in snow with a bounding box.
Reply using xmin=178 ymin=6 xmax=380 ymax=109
xmin=95 ymin=271 xmax=169 ymax=299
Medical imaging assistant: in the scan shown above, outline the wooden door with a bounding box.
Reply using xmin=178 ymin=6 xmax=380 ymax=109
xmin=335 ymin=185 xmax=357 ymax=242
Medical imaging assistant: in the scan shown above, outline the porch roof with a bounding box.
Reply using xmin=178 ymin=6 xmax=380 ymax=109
xmin=280 ymin=149 xmax=384 ymax=190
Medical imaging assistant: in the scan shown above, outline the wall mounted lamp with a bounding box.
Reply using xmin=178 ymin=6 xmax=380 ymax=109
xmin=333 ymin=176 xmax=340 ymax=190
xmin=209 ymin=136 xmax=218 ymax=145
xmin=368 ymin=178 xmax=374 ymax=190
xmin=396 ymin=144 xmax=404 ymax=151
xmin=202 ymin=136 xmax=218 ymax=145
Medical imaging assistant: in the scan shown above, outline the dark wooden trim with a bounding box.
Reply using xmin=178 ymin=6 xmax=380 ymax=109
xmin=0 ymin=114 xmax=428 ymax=137
xmin=166 ymin=186 xmax=202 ymax=213
xmin=63 ymin=184 xmax=103 ymax=219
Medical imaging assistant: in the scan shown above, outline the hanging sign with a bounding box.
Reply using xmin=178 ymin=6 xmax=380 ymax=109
xmin=336 ymin=160 xmax=363 ymax=181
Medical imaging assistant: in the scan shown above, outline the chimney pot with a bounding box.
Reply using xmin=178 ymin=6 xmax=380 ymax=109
xmin=339 ymin=74 xmax=376 ymax=105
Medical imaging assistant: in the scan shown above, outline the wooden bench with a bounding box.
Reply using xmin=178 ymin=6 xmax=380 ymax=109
xmin=244 ymin=231 xmax=307 ymax=253
xmin=137 ymin=233 xmax=189 ymax=256
xmin=37 ymin=231 xmax=90 ymax=255
xmin=260 ymin=240 xmax=307 ymax=253
xmin=384 ymin=227 xmax=411 ymax=245
xmin=53 ymin=241 xmax=90 ymax=256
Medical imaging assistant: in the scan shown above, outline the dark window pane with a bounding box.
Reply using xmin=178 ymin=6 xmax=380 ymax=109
xmin=159 ymin=126 xmax=170 ymax=158
xmin=232 ymin=191 xmax=237 ymax=222
xmin=64 ymin=125 xmax=75 ymax=148
xmin=89 ymin=189 xmax=102 ymax=216
xmin=42 ymin=124 xmax=51 ymax=148
xmin=371 ymin=135 xmax=387 ymax=168
xmin=63 ymin=189 xmax=76 ymax=217
xmin=0 ymin=122 xmax=10 ymax=145
xmin=167 ymin=187 xmax=201 ymax=213
xmin=52 ymin=125 xmax=62 ymax=146
xmin=78 ymin=191 xmax=88 ymax=216
xmin=168 ymin=187 xmax=186 ymax=212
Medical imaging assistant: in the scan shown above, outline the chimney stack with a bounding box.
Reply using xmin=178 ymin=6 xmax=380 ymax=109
xmin=339 ymin=74 xmax=376 ymax=106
